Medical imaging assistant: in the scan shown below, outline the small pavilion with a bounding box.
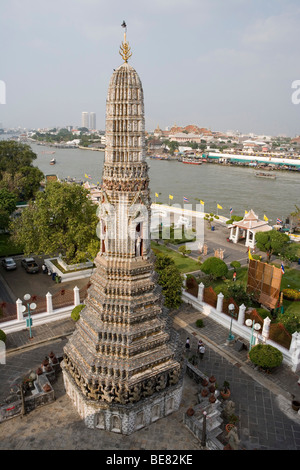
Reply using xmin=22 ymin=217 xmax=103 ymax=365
xmin=228 ymin=209 xmax=272 ymax=248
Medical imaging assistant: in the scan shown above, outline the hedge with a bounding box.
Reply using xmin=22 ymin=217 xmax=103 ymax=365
xmin=71 ymin=304 xmax=85 ymax=322
xmin=282 ymin=288 xmax=300 ymax=301
xmin=249 ymin=344 xmax=283 ymax=370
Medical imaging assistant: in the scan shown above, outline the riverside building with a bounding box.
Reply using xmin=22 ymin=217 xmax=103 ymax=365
xmin=62 ymin=28 xmax=184 ymax=435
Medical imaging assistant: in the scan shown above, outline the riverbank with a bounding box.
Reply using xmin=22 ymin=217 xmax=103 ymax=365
xmin=2 ymin=136 xmax=300 ymax=224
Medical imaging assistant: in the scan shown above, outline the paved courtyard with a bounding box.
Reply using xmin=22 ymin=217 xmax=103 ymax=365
xmin=0 ymin=220 xmax=300 ymax=451
xmin=0 ymin=307 xmax=299 ymax=451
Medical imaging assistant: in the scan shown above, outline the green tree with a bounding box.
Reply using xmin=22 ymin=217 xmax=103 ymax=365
xmin=163 ymin=140 xmax=179 ymax=155
xmin=11 ymin=181 xmax=99 ymax=263
xmin=190 ymin=142 xmax=198 ymax=150
xmin=204 ymin=212 xmax=219 ymax=227
xmin=0 ymin=141 xmax=43 ymax=201
xmin=20 ymin=166 xmax=44 ymax=200
xmin=200 ymin=256 xmax=228 ymax=279
xmin=178 ymin=245 xmax=191 ymax=257
xmin=155 ymin=254 xmax=183 ymax=308
xmin=154 ymin=253 xmax=174 ymax=272
xmin=0 ymin=188 xmax=17 ymax=230
xmin=158 ymin=264 xmax=183 ymax=308
xmin=255 ymin=230 xmax=289 ymax=261
xmin=227 ymin=283 xmax=253 ymax=306
xmin=0 ymin=141 xmax=37 ymax=174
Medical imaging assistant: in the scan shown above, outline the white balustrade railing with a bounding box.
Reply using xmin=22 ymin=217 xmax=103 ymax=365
xmin=1 ymin=286 xmax=82 ymax=335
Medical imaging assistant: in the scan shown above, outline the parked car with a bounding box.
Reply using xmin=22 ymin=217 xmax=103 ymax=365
xmin=21 ymin=257 xmax=39 ymax=274
xmin=1 ymin=257 xmax=17 ymax=271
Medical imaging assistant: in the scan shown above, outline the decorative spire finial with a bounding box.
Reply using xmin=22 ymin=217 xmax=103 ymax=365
xmin=119 ymin=21 xmax=132 ymax=63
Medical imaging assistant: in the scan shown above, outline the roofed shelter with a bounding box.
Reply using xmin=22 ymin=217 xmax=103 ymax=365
xmin=228 ymin=209 xmax=272 ymax=249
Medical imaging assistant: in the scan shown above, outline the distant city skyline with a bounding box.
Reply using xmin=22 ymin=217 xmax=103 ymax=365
xmin=1 ymin=0 xmax=300 ymax=136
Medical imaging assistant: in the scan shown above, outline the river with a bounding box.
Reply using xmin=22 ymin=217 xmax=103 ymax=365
xmin=2 ymin=137 xmax=300 ymax=224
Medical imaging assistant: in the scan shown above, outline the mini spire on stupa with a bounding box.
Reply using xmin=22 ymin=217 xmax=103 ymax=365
xmin=119 ymin=20 xmax=132 ymax=63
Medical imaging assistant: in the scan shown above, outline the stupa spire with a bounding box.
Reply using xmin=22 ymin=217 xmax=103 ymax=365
xmin=119 ymin=20 xmax=132 ymax=63
xmin=62 ymin=31 xmax=183 ymax=435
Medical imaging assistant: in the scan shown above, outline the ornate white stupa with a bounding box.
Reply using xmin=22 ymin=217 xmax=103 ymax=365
xmin=62 ymin=25 xmax=184 ymax=435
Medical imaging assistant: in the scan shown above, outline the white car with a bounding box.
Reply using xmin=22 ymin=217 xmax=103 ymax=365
xmin=2 ymin=257 xmax=17 ymax=271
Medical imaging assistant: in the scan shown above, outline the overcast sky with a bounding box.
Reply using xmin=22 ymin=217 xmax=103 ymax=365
xmin=1 ymin=0 xmax=300 ymax=136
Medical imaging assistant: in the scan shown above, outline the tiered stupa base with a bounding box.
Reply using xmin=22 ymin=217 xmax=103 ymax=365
xmin=62 ymin=366 xmax=183 ymax=434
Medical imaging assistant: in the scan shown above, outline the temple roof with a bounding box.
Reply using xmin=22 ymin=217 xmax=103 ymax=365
xmin=231 ymin=209 xmax=272 ymax=231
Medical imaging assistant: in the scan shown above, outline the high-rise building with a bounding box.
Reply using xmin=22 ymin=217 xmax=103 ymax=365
xmin=62 ymin=30 xmax=183 ymax=435
xmin=90 ymin=112 xmax=96 ymax=130
xmin=81 ymin=111 xmax=89 ymax=129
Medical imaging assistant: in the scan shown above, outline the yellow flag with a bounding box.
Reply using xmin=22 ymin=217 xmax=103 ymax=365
xmin=217 ymin=204 xmax=223 ymax=210
xmin=85 ymin=173 xmax=88 ymax=178
xmin=264 ymin=214 xmax=268 ymax=221
xmin=248 ymin=249 xmax=253 ymax=260
xmin=169 ymin=194 xmax=173 ymax=200
xmin=155 ymin=192 xmax=159 ymax=198
xmin=200 ymin=200 xmax=204 ymax=205
xmin=245 ymin=210 xmax=248 ymax=215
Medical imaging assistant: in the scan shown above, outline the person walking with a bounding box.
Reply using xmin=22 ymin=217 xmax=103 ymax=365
xmin=199 ymin=343 xmax=205 ymax=360
xmin=185 ymin=337 xmax=190 ymax=351
xmin=197 ymin=340 xmax=203 ymax=353
xmin=232 ymin=270 xmax=237 ymax=282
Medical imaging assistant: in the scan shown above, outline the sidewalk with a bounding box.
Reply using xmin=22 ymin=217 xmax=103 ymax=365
xmin=172 ymin=304 xmax=300 ymax=403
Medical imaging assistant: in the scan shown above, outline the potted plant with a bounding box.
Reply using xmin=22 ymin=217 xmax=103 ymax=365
xmin=209 ymin=394 xmax=216 ymax=403
xmin=220 ymin=381 xmax=231 ymax=400
xmin=292 ymin=400 xmax=300 ymax=412
xmin=291 ymin=395 xmax=300 ymax=412
xmin=228 ymin=413 xmax=239 ymax=426
xmin=225 ymin=423 xmax=235 ymax=433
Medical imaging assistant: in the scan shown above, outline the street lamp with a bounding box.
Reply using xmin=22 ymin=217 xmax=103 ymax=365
xmin=245 ymin=319 xmax=261 ymax=351
xmin=22 ymin=294 xmax=36 ymax=339
xmin=227 ymin=303 xmax=236 ymax=342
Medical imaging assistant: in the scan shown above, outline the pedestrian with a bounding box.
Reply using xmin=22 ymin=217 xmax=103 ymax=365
xmin=42 ymin=263 xmax=48 ymax=274
xmin=197 ymin=339 xmax=203 ymax=353
xmin=232 ymin=270 xmax=237 ymax=282
xmin=185 ymin=337 xmax=190 ymax=351
xmin=199 ymin=344 xmax=205 ymax=360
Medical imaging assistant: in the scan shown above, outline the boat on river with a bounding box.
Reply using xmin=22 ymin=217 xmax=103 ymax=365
xmin=182 ymin=156 xmax=202 ymax=165
xmin=255 ymin=172 xmax=276 ymax=179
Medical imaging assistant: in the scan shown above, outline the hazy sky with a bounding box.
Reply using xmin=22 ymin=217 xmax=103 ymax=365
xmin=1 ymin=0 xmax=300 ymax=136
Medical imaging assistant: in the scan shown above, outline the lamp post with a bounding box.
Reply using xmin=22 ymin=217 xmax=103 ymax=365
xmin=245 ymin=319 xmax=261 ymax=350
xmin=21 ymin=294 xmax=36 ymax=339
xmin=227 ymin=303 xmax=236 ymax=342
